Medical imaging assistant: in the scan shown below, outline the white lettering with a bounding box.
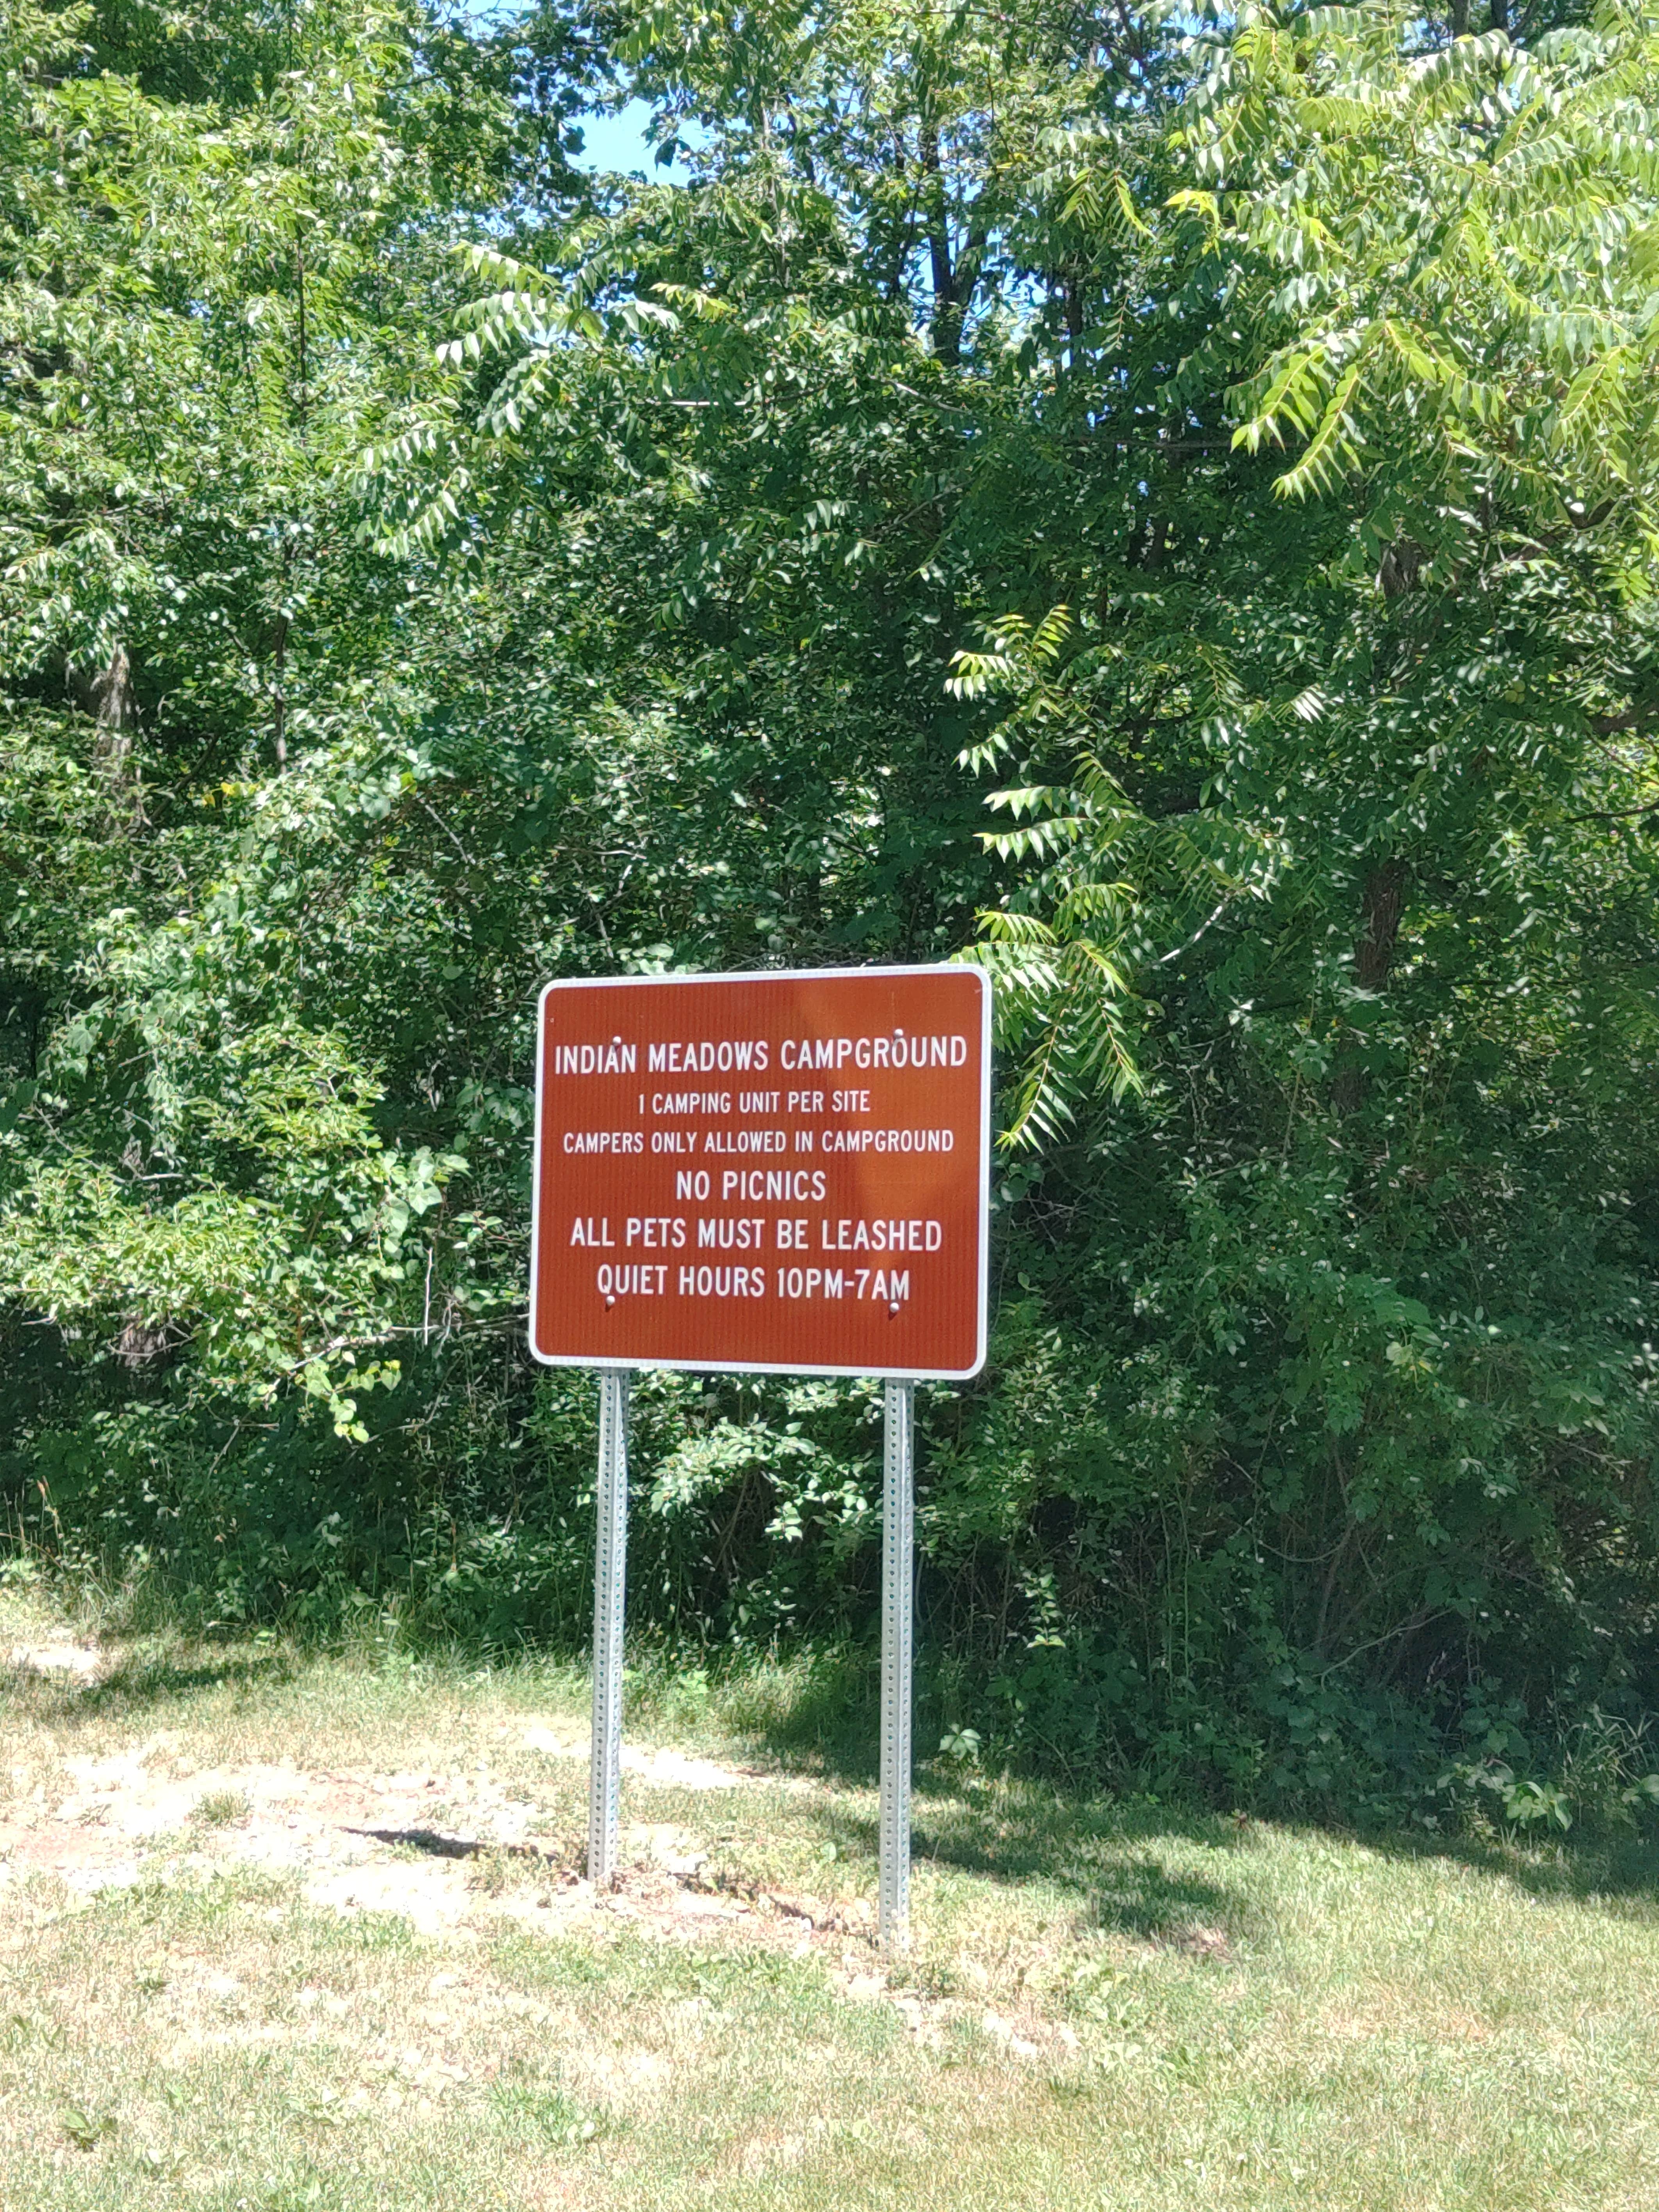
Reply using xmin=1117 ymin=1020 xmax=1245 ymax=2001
xmin=818 ymin=1127 xmax=954 ymax=1154
xmin=696 ymin=1216 xmax=765 ymax=1249
xmin=678 ymin=1264 xmax=766 ymax=1297
xmin=552 ymin=1038 xmax=639 ymax=1076
xmin=719 ymin=1169 xmax=828 ymax=1203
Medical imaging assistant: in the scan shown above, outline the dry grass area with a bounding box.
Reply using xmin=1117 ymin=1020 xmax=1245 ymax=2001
xmin=4 ymin=1586 xmax=1659 ymax=2211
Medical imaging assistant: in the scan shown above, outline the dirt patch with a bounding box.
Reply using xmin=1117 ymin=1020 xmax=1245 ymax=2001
xmin=1318 ymin=1996 xmax=1495 ymax=2046
xmin=0 ymin=1725 xmax=1076 ymax=2066
xmin=0 ymin=1642 xmax=1075 ymax=2069
xmin=1157 ymin=1922 xmax=1234 ymax=1961
xmin=520 ymin=1723 xmax=814 ymax=1794
xmin=7 ymin=1643 xmax=102 ymax=1679
xmin=0 ymin=1730 xmax=847 ymax=1962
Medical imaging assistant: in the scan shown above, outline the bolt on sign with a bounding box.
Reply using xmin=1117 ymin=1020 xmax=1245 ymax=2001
xmin=530 ymin=965 xmax=990 ymax=1380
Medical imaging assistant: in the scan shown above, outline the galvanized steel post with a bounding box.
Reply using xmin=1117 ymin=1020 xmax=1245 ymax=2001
xmin=588 ymin=1367 xmax=631 ymax=1887
xmin=879 ymin=1377 xmax=915 ymax=1955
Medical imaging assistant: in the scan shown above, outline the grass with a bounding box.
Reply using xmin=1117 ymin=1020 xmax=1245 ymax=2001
xmin=3 ymin=1583 xmax=1659 ymax=2210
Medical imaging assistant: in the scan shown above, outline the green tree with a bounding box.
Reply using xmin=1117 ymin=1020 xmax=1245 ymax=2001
xmin=929 ymin=0 xmax=1659 ymax=1797
xmin=6 ymin=0 xmax=1659 ymax=1824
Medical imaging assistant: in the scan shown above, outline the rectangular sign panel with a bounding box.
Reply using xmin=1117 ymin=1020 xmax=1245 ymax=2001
xmin=530 ymin=965 xmax=990 ymax=1378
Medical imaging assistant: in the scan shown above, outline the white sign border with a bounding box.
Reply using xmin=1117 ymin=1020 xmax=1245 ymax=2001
xmin=528 ymin=963 xmax=992 ymax=1381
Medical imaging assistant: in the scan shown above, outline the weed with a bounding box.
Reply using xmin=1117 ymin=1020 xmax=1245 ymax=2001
xmin=191 ymin=1787 xmax=251 ymax=1827
xmin=489 ymin=2075 xmax=600 ymax=2147
xmin=59 ymin=2105 xmax=118 ymax=2151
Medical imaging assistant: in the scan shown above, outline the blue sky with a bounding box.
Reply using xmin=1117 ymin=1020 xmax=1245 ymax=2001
xmin=573 ymin=98 xmax=674 ymax=175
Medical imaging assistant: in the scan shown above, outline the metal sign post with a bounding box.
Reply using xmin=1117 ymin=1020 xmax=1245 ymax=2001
xmin=879 ymin=1377 xmax=915 ymax=1955
xmin=587 ymin=1366 xmax=630 ymax=1887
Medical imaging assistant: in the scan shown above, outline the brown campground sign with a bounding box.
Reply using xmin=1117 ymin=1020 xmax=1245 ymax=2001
xmin=530 ymin=965 xmax=990 ymax=1379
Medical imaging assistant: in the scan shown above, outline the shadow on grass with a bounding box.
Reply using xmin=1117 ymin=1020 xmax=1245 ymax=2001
xmin=942 ymin=1786 xmax=1659 ymax=1928
xmin=923 ymin=1811 xmax=1245 ymax=1943
xmin=1380 ymin=1827 xmax=1659 ymax=1919
xmin=350 ymin=1825 xmax=487 ymax=1860
xmin=348 ymin=1826 xmax=570 ymax=1869
xmin=702 ymin=1643 xmax=883 ymax=1781
xmin=708 ymin=1647 xmax=1659 ymax=1919
xmin=2 ymin=1642 xmax=298 ymax=1721
xmin=902 ymin=1785 xmax=1659 ymax=1952
xmin=12 ymin=1625 xmax=1657 ymax=1934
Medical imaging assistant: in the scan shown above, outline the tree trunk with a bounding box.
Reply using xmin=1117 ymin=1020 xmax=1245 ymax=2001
xmin=919 ymin=123 xmax=959 ymax=365
xmin=78 ymin=644 xmax=144 ymax=828
xmin=1354 ymin=860 xmax=1405 ymax=993
xmin=1333 ymin=860 xmax=1406 ymax=1113
xmin=271 ymin=611 xmax=290 ymax=771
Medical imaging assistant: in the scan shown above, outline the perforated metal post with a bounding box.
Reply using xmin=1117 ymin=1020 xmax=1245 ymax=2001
xmin=879 ymin=1377 xmax=915 ymax=1956
xmin=587 ymin=1367 xmax=631 ymax=1888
